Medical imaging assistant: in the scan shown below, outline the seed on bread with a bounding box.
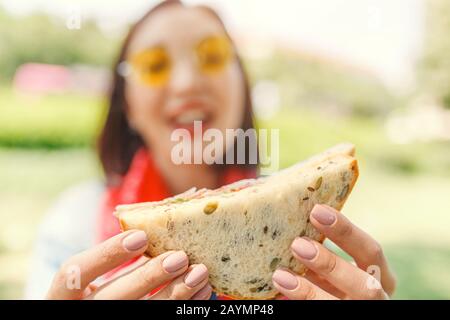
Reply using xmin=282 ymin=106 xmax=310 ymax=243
xmin=203 ymin=201 xmax=218 ymax=214
xmin=337 ymin=184 xmax=349 ymax=201
xmin=270 ymin=257 xmax=281 ymax=271
xmin=245 ymin=277 xmax=263 ymax=284
xmin=315 ymin=176 xmax=323 ymax=190
xmin=250 ymin=283 xmax=270 ymax=292
xmin=271 ymin=230 xmax=280 ymax=240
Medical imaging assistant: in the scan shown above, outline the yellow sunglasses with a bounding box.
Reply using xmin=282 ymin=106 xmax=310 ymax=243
xmin=118 ymin=35 xmax=233 ymax=87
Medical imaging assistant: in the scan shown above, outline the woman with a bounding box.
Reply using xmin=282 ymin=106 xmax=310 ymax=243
xmin=26 ymin=0 xmax=396 ymax=300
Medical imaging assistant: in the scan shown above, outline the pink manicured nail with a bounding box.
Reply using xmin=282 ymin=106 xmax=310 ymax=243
xmin=122 ymin=231 xmax=148 ymax=251
xmin=311 ymin=204 xmax=336 ymax=225
xmin=162 ymin=251 xmax=189 ymax=273
xmin=272 ymin=269 xmax=298 ymax=290
xmin=185 ymin=264 xmax=208 ymax=288
xmin=291 ymin=237 xmax=317 ymax=260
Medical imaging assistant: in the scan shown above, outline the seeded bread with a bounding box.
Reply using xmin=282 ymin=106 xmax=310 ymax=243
xmin=114 ymin=143 xmax=359 ymax=299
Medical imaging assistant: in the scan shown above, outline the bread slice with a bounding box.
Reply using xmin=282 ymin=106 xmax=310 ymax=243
xmin=114 ymin=143 xmax=359 ymax=299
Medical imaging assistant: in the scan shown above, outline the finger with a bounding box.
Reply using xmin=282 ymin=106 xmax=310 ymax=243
xmin=272 ymin=269 xmax=337 ymax=300
xmin=47 ymin=230 xmax=148 ymax=299
xmin=86 ymin=250 xmax=189 ymax=300
xmin=291 ymin=237 xmax=388 ymax=300
xmin=191 ymin=284 xmax=213 ymax=300
xmin=309 ymin=204 xmax=396 ymax=295
xmin=102 ymin=255 xmax=151 ymax=283
xmin=303 ymin=270 xmax=346 ymax=299
xmin=148 ymin=264 xmax=209 ymax=300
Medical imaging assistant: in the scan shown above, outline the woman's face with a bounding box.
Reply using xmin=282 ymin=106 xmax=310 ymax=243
xmin=124 ymin=5 xmax=245 ymax=163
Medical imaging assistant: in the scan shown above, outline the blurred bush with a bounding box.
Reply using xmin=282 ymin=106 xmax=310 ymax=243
xmin=418 ymin=0 xmax=450 ymax=109
xmin=258 ymin=108 xmax=450 ymax=178
xmin=246 ymin=50 xmax=400 ymax=118
xmin=0 ymin=86 xmax=105 ymax=148
xmin=0 ymin=7 xmax=119 ymax=82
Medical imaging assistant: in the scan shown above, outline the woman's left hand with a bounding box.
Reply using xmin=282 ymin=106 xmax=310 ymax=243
xmin=272 ymin=204 xmax=396 ymax=300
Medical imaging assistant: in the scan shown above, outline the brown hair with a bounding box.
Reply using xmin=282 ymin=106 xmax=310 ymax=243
xmin=97 ymin=0 xmax=257 ymax=186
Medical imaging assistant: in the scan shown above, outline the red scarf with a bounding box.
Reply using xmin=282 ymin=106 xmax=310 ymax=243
xmin=97 ymin=148 xmax=257 ymax=298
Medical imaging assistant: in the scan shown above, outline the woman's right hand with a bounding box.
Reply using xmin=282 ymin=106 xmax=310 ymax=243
xmin=46 ymin=230 xmax=212 ymax=300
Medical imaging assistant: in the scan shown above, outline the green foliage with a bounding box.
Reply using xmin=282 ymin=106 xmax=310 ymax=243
xmin=418 ymin=0 xmax=450 ymax=108
xmin=1 ymin=84 xmax=449 ymax=178
xmin=0 ymin=7 xmax=120 ymax=81
xmin=245 ymin=50 xmax=398 ymax=117
xmin=258 ymin=107 xmax=450 ymax=177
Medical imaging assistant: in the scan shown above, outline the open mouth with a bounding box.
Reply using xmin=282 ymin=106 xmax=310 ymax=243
xmin=168 ymin=103 xmax=214 ymax=134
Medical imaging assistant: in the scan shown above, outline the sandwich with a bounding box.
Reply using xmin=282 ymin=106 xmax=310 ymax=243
xmin=114 ymin=143 xmax=359 ymax=299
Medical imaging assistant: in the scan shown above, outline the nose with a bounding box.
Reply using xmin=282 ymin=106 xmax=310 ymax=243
xmin=169 ymin=58 xmax=203 ymax=96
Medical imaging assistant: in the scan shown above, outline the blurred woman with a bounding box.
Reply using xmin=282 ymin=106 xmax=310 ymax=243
xmin=26 ymin=0 xmax=395 ymax=300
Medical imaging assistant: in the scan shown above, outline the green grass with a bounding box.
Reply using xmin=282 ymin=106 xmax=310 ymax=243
xmin=1 ymin=146 xmax=450 ymax=299
xmin=386 ymin=245 xmax=450 ymax=299
xmin=331 ymin=244 xmax=450 ymax=299
xmin=0 ymin=149 xmax=101 ymax=299
xmin=1 ymin=87 xmax=450 ymax=299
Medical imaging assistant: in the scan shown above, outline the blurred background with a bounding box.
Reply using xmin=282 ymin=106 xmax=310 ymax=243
xmin=1 ymin=0 xmax=449 ymax=299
